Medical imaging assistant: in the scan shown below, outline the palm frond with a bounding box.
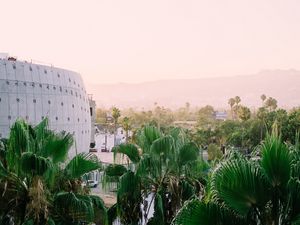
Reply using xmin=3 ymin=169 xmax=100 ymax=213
xmin=42 ymin=132 xmax=74 ymax=163
xmin=211 ymin=158 xmax=270 ymax=216
xmin=150 ymin=135 xmax=174 ymax=156
xmin=137 ymin=126 xmax=161 ymax=152
xmin=173 ymin=199 xmax=244 ymax=225
xmin=20 ymin=152 xmax=53 ymax=176
xmin=65 ymin=153 xmax=101 ymax=179
xmin=113 ymin=143 xmax=140 ymax=164
xmin=260 ymin=134 xmax=291 ymax=188
xmin=178 ymin=142 xmax=199 ymax=166
xmin=54 ymin=192 xmax=94 ymax=222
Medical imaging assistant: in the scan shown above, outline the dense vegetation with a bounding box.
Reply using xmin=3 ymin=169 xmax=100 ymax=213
xmin=100 ymin=96 xmax=300 ymax=225
xmin=174 ymin=132 xmax=300 ymax=225
xmin=0 ymin=119 xmax=106 ymax=225
xmin=0 ymin=94 xmax=299 ymax=225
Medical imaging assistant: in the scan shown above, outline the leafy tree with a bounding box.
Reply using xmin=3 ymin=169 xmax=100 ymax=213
xmin=237 ymin=105 xmax=251 ymax=121
xmin=264 ymin=97 xmax=278 ymax=111
xmin=207 ymin=143 xmax=222 ymax=161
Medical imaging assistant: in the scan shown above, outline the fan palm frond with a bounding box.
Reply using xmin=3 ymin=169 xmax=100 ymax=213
xmin=211 ymin=158 xmax=270 ymax=217
xmin=173 ymin=199 xmax=244 ymax=225
xmin=65 ymin=153 xmax=101 ymax=179
xmin=260 ymin=135 xmax=291 ymax=188
xmin=113 ymin=143 xmax=140 ymax=164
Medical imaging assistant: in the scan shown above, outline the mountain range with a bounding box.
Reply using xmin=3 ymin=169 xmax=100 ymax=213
xmin=86 ymin=70 xmax=300 ymax=109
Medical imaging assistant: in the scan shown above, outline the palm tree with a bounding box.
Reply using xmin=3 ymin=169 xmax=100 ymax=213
xmin=174 ymin=133 xmax=300 ymax=225
xmin=121 ymin=116 xmax=131 ymax=143
xmin=261 ymin=94 xmax=267 ymax=106
xmin=105 ymin=125 xmax=208 ymax=225
xmin=0 ymin=119 xmax=106 ymax=225
xmin=228 ymin=98 xmax=236 ymax=119
xmin=112 ymin=107 xmax=121 ymax=146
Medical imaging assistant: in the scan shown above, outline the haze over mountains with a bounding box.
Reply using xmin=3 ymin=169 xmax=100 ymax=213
xmin=87 ymin=70 xmax=300 ymax=109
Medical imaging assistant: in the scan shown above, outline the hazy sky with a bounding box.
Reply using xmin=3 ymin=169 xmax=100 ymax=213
xmin=1 ymin=0 xmax=300 ymax=84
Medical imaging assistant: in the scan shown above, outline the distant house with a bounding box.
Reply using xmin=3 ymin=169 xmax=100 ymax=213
xmin=214 ymin=111 xmax=228 ymax=120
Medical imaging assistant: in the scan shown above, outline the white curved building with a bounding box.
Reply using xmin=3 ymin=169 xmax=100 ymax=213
xmin=0 ymin=56 xmax=92 ymax=157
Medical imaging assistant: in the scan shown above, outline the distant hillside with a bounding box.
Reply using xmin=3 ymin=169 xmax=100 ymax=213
xmin=86 ymin=70 xmax=300 ymax=109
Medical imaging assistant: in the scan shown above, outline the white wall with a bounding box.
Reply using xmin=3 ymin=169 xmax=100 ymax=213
xmin=0 ymin=59 xmax=91 ymax=158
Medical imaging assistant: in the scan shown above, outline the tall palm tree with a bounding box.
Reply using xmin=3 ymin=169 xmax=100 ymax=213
xmin=228 ymin=98 xmax=236 ymax=119
xmin=261 ymin=94 xmax=267 ymax=106
xmin=121 ymin=116 xmax=131 ymax=143
xmin=0 ymin=119 xmax=106 ymax=225
xmin=112 ymin=107 xmax=121 ymax=146
xmin=105 ymin=125 xmax=208 ymax=225
xmin=174 ymin=133 xmax=300 ymax=225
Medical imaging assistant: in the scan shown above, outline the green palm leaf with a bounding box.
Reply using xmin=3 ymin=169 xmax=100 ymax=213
xmin=65 ymin=153 xmax=101 ymax=179
xmin=138 ymin=126 xmax=161 ymax=152
xmin=20 ymin=152 xmax=53 ymax=176
xmin=260 ymin=135 xmax=291 ymax=188
xmin=113 ymin=143 xmax=140 ymax=163
xmin=212 ymin=158 xmax=270 ymax=216
xmin=54 ymin=192 xmax=94 ymax=222
xmin=173 ymin=199 xmax=244 ymax=225
xmin=150 ymin=135 xmax=174 ymax=156
xmin=178 ymin=142 xmax=199 ymax=166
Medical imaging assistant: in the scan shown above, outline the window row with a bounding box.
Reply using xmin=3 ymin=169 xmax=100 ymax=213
xmin=1 ymin=82 xmax=88 ymax=101
xmin=2 ymin=63 xmax=83 ymax=89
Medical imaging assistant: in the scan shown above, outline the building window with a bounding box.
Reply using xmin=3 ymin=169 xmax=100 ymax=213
xmin=32 ymin=83 xmax=35 ymax=87
xmin=67 ymin=117 xmax=70 ymax=121
xmin=53 ymin=86 xmax=56 ymax=90
xmin=55 ymin=116 xmax=58 ymax=121
xmin=48 ymin=100 xmax=51 ymax=104
xmin=16 ymin=98 xmax=20 ymax=102
xmin=69 ymin=78 xmax=71 ymax=82
xmin=39 ymin=84 xmax=42 ymax=88
xmin=57 ymin=73 xmax=60 ymax=78
xmin=23 ymin=82 xmax=27 ymax=86
xmin=61 ymin=102 xmax=63 ymax=106
xmin=12 ymin=64 xmax=16 ymax=69
xmin=8 ymin=116 xmax=11 ymax=120
xmin=72 ymin=104 xmax=74 ymax=108
xmin=6 ymin=81 xmax=9 ymax=85
xmin=33 ymin=99 xmax=36 ymax=103
xmin=46 ymin=85 xmax=49 ymax=89
xmin=44 ymin=69 xmax=47 ymax=74
xmin=15 ymin=82 xmax=18 ymax=86
xmin=29 ymin=66 xmax=32 ymax=71
xmin=41 ymin=116 xmax=44 ymax=120
xmin=59 ymin=87 xmax=62 ymax=92
xmin=90 ymin=107 xmax=93 ymax=116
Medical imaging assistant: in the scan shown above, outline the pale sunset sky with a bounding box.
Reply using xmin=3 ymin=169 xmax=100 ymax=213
xmin=1 ymin=0 xmax=300 ymax=85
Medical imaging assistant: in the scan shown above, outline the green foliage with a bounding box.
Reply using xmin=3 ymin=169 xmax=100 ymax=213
xmin=207 ymin=143 xmax=222 ymax=161
xmin=113 ymin=143 xmax=140 ymax=163
xmin=0 ymin=119 xmax=106 ymax=224
xmin=174 ymin=135 xmax=300 ymax=225
xmin=65 ymin=152 xmax=101 ymax=179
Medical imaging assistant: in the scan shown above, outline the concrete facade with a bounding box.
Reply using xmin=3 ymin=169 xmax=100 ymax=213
xmin=0 ymin=57 xmax=91 ymax=157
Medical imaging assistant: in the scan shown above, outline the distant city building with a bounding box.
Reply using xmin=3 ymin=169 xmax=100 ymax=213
xmin=214 ymin=111 xmax=228 ymax=120
xmin=0 ymin=56 xmax=92 ymax=157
